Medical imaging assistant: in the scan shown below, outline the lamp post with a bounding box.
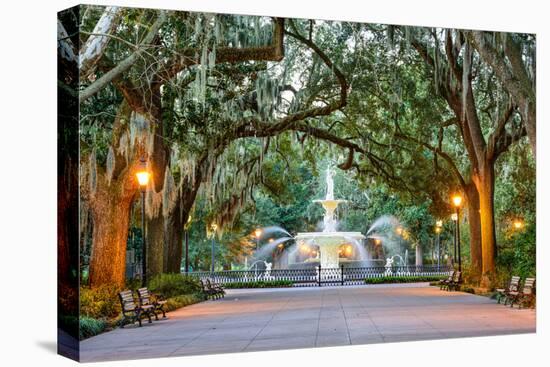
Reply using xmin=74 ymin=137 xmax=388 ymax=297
xmin=136 ymin=159 xmax=150 ymax=286
xmin=435 ymin=226 xmax=441 ymax=271
xmin=435 ymin=220 xmax=443 ymax=271
xmin=184 ymin=215 xmax=191 ymax=273
xmin=452 ymin=195 xmax=463 ymax=272
xmin=210 ymin=223 xmax=217 ymax=273
xmin=450 ymin=213 xmax=458 ymax=266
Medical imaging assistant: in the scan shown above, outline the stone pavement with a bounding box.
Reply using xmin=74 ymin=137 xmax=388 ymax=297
xmin=80 ymin=283 xmax=536 ymax=362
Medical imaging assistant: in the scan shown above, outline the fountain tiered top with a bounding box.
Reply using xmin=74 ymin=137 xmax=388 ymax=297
xmin=295 ymin=167 xmax=365 ymax=268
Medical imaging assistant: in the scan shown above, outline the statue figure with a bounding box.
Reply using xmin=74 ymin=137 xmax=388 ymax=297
xmin=265 ymin=262 xmax=272 ymax=280
xmin=384 ymin=257 xmax=394 ymax=276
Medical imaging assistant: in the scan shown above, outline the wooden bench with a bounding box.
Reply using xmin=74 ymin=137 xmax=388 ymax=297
xmin=206 ymin=278 xmax=225 ymax=299
xmin=199 ymin=279 xmax=216 ymax=299
xmin=445 ymin=271 xmax=462 ymax=291
xmin=439 ymin=271 xmax=456 ymax=290
xmin=118 ymin=290 xmax=153 ymax=327
xmin=200 ymin=279 xmax=224 ymax=299
xmin=496 ymin=275 xmax=520 ymax=304
xmin=137 ymin=287 xmax=167 ymax=320
xmin=508 ymin=277 xmax=536 ymax=309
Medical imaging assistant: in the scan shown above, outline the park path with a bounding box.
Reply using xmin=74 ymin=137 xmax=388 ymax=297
xmin=80 ymin=283 xmax=535 ymax=362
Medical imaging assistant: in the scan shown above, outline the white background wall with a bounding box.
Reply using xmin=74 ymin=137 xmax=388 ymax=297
xmin=0 ymin=0 xmax=547 ymax=366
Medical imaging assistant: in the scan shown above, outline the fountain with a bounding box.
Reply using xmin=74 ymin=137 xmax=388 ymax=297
xmin=294 ymin=167 xmax=366 ymax=268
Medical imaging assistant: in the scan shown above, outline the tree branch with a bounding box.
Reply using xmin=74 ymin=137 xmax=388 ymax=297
xmin=487 ymin=104 xmax=514 ymax=161
xmin=395 ymin=131 xmax=467 ymax=190
xmin=79 ymin=10 xmax=167 ymax=103
xmin=79 ymin=6 xmax=122 ymax=79
xmin=155 ymin=18 xmax=285 ymax=83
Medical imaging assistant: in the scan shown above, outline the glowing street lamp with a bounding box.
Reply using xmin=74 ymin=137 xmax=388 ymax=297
xmin=136 ymin=158 xmax=149 ymax=286
xmin=451 ymin=194 xmax=463 ymax=271
xmin=136 ymin=171 xmax=150 ymax=187
xmin=513 ymin=220 xmax=525 ymax=230
xmin=452 ymin=195 xmax=463 ymax=208
xmin=254 ymin=228 xmax=262 ymax=250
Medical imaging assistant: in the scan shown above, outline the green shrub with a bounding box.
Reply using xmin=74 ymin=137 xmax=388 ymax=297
xmin=364 ymin=275 xmax=446 ymax=284
xmin=79 ymin=317 xmax=106 ymax=340
xmin=165 ymin=294 xmax=203 ymax=312
xmin=80 ymin=284 xmax=121 ymax=319
xmin=497 ymin=223 xmax=536 ymax=280
xmin=224 ymin=280 xmax=294 ymax=288
xmin=148 ymin=273 xmax=202 ymax=298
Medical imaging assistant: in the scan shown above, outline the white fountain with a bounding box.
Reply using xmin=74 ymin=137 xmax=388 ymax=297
xmin=295 ymin=167 xmax=366 ymax=268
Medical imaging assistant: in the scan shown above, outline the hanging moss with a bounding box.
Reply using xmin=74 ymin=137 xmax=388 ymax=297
xmin=117 ymin=131 xmax=129 ymax=164
xmin=105 ymin=146 xmax=115 ymax=185
xmin=162 ymin=169 xmax=178 ymax=218
xmin=129 ymin=112 xmax=150 ymax=148
xmin=145 ymin=181 xmax=163 ymax=220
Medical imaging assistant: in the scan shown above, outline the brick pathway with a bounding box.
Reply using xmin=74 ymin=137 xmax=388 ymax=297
xmin=80 ymin=283 xmax=535 ymax=362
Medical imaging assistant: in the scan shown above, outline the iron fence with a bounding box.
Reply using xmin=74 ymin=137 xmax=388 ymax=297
xmin=189 ymin=264 xmax=452 ymax=288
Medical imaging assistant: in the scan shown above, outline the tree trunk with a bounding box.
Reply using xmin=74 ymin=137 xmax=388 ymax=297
xmin=164 ymin=199 xmax=184 ymax=273
xmin=89 ymin=179 xmax=135 ymax=288
xmin=146 ymin=213 xmax=165 ymax=278
xmin=524 ymin=100 xmax=536 ymax=157
xmin=465 ymin=181 xmax=482 ymax=282
xmin=87 ymin=104 xmax=146 ymax=288
xmin=145 ymin=89 xmax=168 ymax=279
xmin=475 ymin=162 xmax=497 ymax=288
xmin=58 ymin=142 xmax=79 ymax=307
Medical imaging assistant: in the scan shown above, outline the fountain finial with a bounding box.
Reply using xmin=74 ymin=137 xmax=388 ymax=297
xmin=325 ymin=166 xmax=335 ymax=200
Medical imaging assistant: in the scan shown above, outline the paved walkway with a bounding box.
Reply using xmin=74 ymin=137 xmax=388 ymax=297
xmin=80 ymin=284 xmax=536 ymax=362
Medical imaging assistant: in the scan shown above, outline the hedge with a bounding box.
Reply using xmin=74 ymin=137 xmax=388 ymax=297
xmin=364 ymin=275 xmax=446 ymax=284
xmin=223 ymin=280 xmax=294 ymax=288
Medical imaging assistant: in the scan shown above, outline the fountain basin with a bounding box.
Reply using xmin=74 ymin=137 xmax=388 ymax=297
xmin=295 ymin=231 xmax=366 ymax=268
xmin=312 ymin=199 xmax=347 ymax=212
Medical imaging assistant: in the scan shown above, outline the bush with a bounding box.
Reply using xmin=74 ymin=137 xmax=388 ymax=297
xmin=79 ymin=317 xmax=106 ymax=340
xmin=224 ymin=280 xmax=294 ymax=288
xmin=364 ymin=275 xmax=446 ymax=285
xmin=148 ymin=273 xmax=202 ymax=298
xmin=497 ymin=223 xmax=536 ymax=280
xmin=80 ymin=284 xmax=121 ymax=319
xmin=165 ymin=294 xmax=203 ymax=312
xmin=125 ymin=278 xmax=143 ymax=291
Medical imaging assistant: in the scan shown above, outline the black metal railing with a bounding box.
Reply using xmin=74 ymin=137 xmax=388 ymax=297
xmin=190 ymin=264 xmax=452 ymax=288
